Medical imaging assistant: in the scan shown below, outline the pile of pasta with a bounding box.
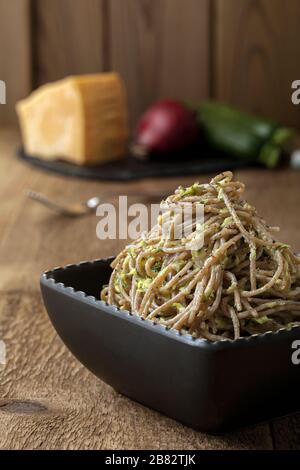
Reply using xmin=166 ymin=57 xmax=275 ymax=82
xmin=101 ymin=172 xmax=300 ymax=340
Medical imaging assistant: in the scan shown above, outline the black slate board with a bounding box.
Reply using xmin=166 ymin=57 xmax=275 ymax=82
xmin=18 ymin=147 xmax=249 ymax=181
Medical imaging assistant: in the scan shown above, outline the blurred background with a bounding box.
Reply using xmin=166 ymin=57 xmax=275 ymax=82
xmin=1 ymin=0 xmax=300 ymax=130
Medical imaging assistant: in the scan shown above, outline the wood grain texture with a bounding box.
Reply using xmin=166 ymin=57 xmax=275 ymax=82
xmin=0 ymin=0 xmax=31 ymax=124
xmin=213 ymin=0 xmax=300 ymax=128
xmin=34 ymin=0 xmax=106 ymax=85
xmin=0 ymin=128 xmax=300 ymax=449
xmin=0 ymin=291 xmax=273 ymax=450
xmin=110 ymin=0 xmax=210 ymax=128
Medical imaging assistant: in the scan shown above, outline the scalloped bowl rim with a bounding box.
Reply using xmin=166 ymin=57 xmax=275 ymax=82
xmin=41 ymin=257 xmax=300 ymax=347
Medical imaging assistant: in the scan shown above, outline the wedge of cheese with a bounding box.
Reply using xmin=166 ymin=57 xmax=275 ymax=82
xmin=16 ymin=73 xmax=129 ymax=165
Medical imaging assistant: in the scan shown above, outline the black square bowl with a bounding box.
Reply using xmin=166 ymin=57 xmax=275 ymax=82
xmin=40 ymin=258 xmax=300 ymax=433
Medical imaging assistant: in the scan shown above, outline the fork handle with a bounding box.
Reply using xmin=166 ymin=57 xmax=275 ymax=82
xmin=26 ymin=190 xmax=70 ymax=215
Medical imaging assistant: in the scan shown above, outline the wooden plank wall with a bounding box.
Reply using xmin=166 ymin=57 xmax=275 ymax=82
xmin=0 ymin=0 xmax=32 ymax=125
xmin=213 ymin=0 xmax=300 ymax=128
xmin=34 ymin=0 xmax=210 ymax=129
xmin=109 ymin=0 xmax=210 ymax=127
xmin=33 ymin=0 xmax=106 ymax=85
xmin=1 ymin=0 xmax=300 ymax=128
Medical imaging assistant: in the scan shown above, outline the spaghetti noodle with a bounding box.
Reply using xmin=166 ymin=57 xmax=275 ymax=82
xmin=101 ymin=172 xmax=300 ymax=340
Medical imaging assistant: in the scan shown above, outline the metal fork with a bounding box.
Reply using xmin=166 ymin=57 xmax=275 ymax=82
xmin=26 ymin=189 xmax=165 ymax=217
xmin=26 ymin=190 xmax=101 ymax=217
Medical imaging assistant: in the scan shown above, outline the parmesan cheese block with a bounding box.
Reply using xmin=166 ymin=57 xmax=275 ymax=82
xmin=16 ymin=73 xmax=129 ymax=165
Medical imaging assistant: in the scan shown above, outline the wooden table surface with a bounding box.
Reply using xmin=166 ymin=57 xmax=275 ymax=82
xmin=0 ymin=127 xmax=300 ymax=450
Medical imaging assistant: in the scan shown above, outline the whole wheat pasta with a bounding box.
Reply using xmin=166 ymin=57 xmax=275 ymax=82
xmin=101 ymin=171 xmax=300 ymax=340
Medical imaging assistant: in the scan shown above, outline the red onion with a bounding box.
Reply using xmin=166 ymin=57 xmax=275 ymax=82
xmin=132 ymin=99 xmax=198 ymax=158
